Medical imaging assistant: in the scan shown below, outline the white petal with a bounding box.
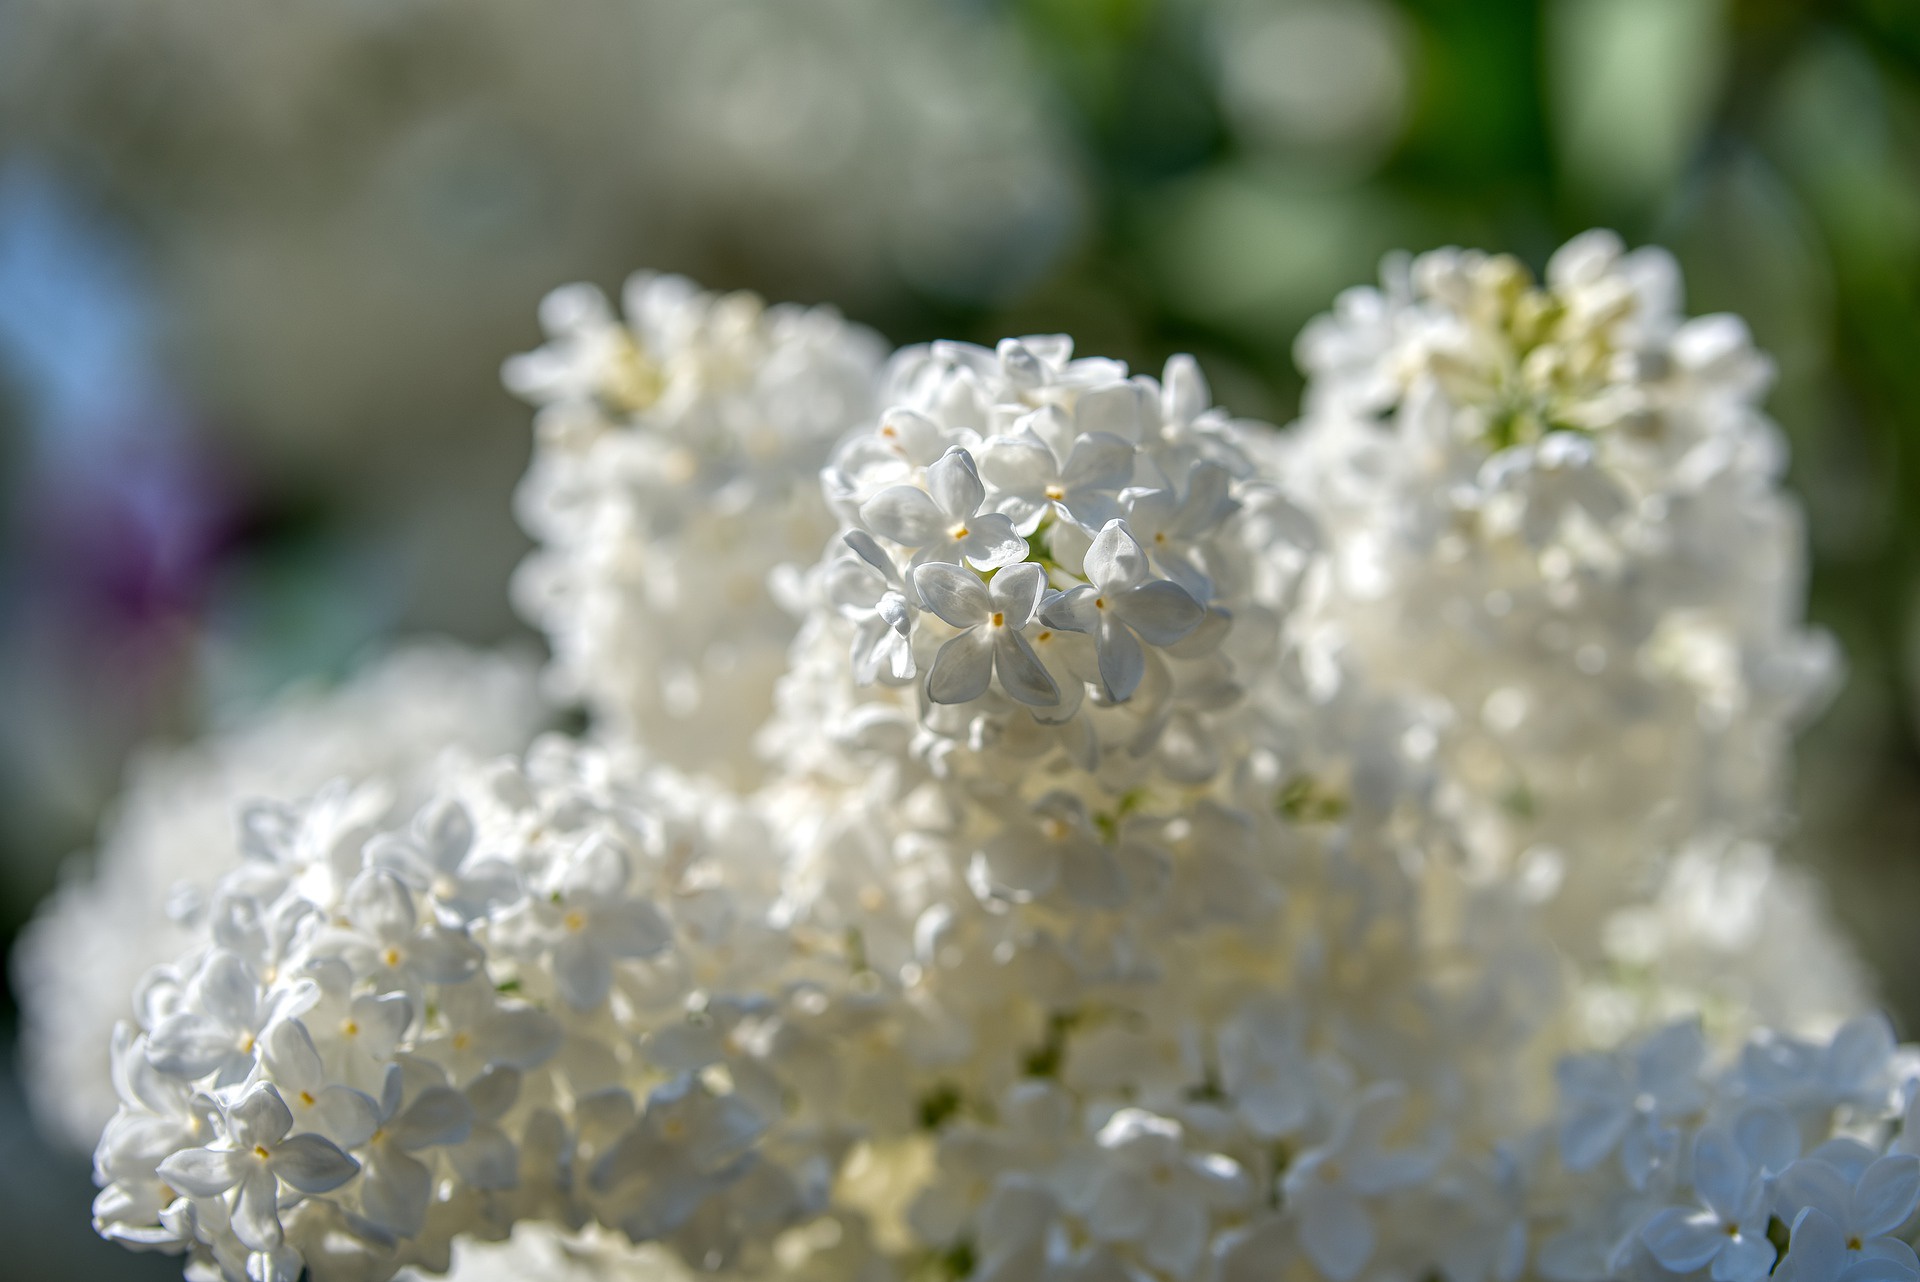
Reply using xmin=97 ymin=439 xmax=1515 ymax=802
xmin=592 ymin=900 xmax=674 ymax=959
xmin=229 ymin=1084 xmax=294 ymax=1150
xmin=147 ymin=1013 xmax=240 ymax=1079
xmin=552 ymin=933 xmax=613 ymax=1010
xmin=1778 ymin=1159 xmax=1856 ymax=1224
xmin=1853 ymin=1154 xmax=1920 ymax=1239
xmin=1095 ymin=615 xmax=1146 ymax=702
xmin=450 ymin=1126 xmax=519 ymax=1192
xmin=912 ymin=562 xmax=990 ymax=627
xmin=1058 ymin=839 xmax=1125 ymax=908
xmin=361 ymin=1148 xmax=431 ymax=1238
xmin=1039 ymin=584 xmax=1100 ymax=634
xmin=355 ymin=992 xmax=413 ymax=1057
xmin=1293 ymin=1183 xmax=1375 ymax=1282
xmin=989 ymin=562 xmax=1048 ymax=629
xmin=476 ymin=1007 xmax=563 ymax=1070
xmin=416 ymin=797 xmax=475 ymax=873
xmin=1145 ymin=1191 xmax=1209 ymax=1275
xmin=843 ymin=529 xmax=899 ymax=584
xmin=1083 ymin=1170 xmax=1153 ymax=1243
xmin=861 ymin=485 xmax=946 ymax=546
xmin=979 ymin=433 xmax=1058 ymax=493
xmin=1840 ymin=1257 xmax=1920 ymax=1282
xmin=995 ymin=629 xmax=1060 ymax=708
xmin=391 ymin=1086 xmax=475 ymax=1151
xmin=155 ymin=1147 xmax=241 ymax=1197
xmin=960 ymin=513 xmax=1028 ymax=570
xmin=261 ymin=1020 xmax=324 ymax=1093
xmin=1641 ymin=1208 xmax=1728 ymax=1274
xmin=1714 ymin=1231 xmax=1776 ymax=1282
xmin=1084 ymin=520 xmax=1148 ymax=592
xmin=1075 ymin=380 xmax=1150 ymax=441
xmin=231 ymin=1165 xmax=283 ymax=1251
xmin=1692 ymin=1127 xmax=1752 ymax=1224
xmin=409 ymin=928 xmax=484 ymax=984
xmin=270 ymin=1134 xmax=359 ymax=1194
xmin=1780 ymin=1207 xmax=1846 ymax=1282
xmin=927 ymin=629 xmax=994 ymax=705
xmin=928 ymin=446 xmax=986 ymax=519
xmin=444 ymin=860 xmax=520 ymax=921
xmin=346 ymin=869 xmax=416 ymax=942
xmin=1115 ymin=581 xmax=1204 ymax=645
xmin=466 ymin=1066 xmax=522 ymax=1122
xmin=1062 ymin=433 xmax=1135 ymax=492
xmin=1162 ymin=353 xmax=1210 ymax=424
xmin=192 ymin=951 xmax=260 ymax=1034
xmin=304 ymin=1086 xmax=380 ymax=1149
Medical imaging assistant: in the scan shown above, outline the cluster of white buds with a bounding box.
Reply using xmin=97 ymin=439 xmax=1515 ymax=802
xmin=60 ymin=233 xmax=1910 ymax=1282
xmin=508 ymin=273 xmax=886 ymax=785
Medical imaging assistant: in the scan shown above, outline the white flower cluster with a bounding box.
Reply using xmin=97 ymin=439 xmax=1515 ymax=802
xmin=1537 ymin=1014 xmax=1920 ymax=1282
xmin=14 ymin=643 xmax=545 ymax=1154
xmin=812 ymin=335 xmax=1301 ymax=781
xmin=70 ymin=234 xmax=1909 ymax=1282
xmin=508 ymin=273 xmax=885 ymax=783
xmin=91 ymin=738 xmax=887 ymax=1282
xmin=1273 ymin=230 xmax=1839 ymax=957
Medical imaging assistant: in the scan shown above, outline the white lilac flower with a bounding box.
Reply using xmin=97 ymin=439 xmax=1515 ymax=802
xmin=509 ymin=274 xmax=886 ymax=785
xmin=86 ymin=740 xmax=889 ymax=1282
xmin=862 ymin=448 xmax=1028 ymax=572
xmin=1041 ymin=518 xmax=1206 ymax=702
xmin=1274 ymin=229 xmax=1841 ymax=965
xmin=912 ymin=561 xmax=1059 ymax=708
xmin=81 ymin=242 xmax=1910 ymax=1282
xmin=1773 ymin=1152 xmax=1920 ymax=1281
xmin=1638 ymin=1113 xmax=1796 ymax=1280
xmin=156 ymin=1083 xmax=360 ymax=1251
xmin=14 ymin=643 xmax=543 ymax=1153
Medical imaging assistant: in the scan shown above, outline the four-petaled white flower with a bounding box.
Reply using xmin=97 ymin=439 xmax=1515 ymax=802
xmin=1775 ymin=1150 xmax=1920 ymax=1282
xmin=367 ymin=798 xmax=520 ymax=925
xmin=913 ymin=561 xmax=1060 ymax=707
xmin=1120 ymin=459 xmax=1236 ymax=599
xmin=155 ymin=1083 xmax=359 ymax=1251
xmin=258 ymin=1018 xmax=380 ymax=1148
xmin=978 ymin=407 xmax=1134 ymax=534
xmin=861 ymin=447 xmax=1027 ymax=570
xmin=1640 ymin=1107 xmax=1798 ymax=1282
xmin=1042 ymin=519 xmax=1204 ymax=701
xmin=357 ymin=1066 xmax=476 ymax=1238
xmin=521 ymin=835 xmax=674 ymax=1009
xmin=147 ymin=950 xmax=310 ymax=1086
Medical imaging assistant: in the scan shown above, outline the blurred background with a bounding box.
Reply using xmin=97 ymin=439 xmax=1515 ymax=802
xmin=0 ymin=0 xmax=1916 ymax=1274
